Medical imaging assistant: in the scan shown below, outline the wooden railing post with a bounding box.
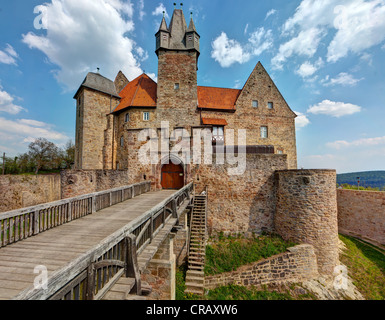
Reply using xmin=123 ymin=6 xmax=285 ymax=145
xmin=92 ymin=195 xmax=97 ymax=213
xmin=125 ymin=235 xmax=142 ymax=295
xmin=86 ymin=264 xmax=95 ymax=300
xmin=33 ymin=210 xmax=40 ymax=235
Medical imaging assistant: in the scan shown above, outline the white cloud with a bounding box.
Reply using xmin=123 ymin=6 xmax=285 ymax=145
xmin=271 ymin=28 xmax=325 ymax=70
xmin=211 ymin=28 xmax=273 ymax=68
xmin=0 ymin=44 xmax=18 ymax=65
xmin=294 ymin=111 xmax=310 ymax=129
xmin=307 ymin=99 xmax=362 ymax=118
xmin=265 ymin=9 xmax=277 ymax=20
xmin=279 ymin=0 xmax=385 ymax=63
xmin=327 ymin=0 xmax=385 ymax=62
xmin=138 ymin=0 xmax=146 ymax=21
xmin=152 ymin=3 xmax=169 ymax=19
xmin=0 ymin=88 xmax=25 ymax=114
xmin=321 ymin=72 xmax=363 ymax=87
xmin=295 ymin=57 xmax=323 ymax=78
xmin=326 ymin=136 xmax=385 ymax=149
xmin=22 ymin=0 xmax=144 ymax=91
xmin=0 ymin=117 xmax=69 ymax=155
xmin=244 ymin=24 xmax=249 ymax=35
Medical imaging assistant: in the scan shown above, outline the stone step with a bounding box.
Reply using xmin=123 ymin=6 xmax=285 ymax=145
xmin=102 ymin=277 xmax=135 ymax=300
xmin=185 ymin=282 xmax=204 ymax=289
xmin=126 ymin=295 xmax=147 ymax=300
xmin=184 ymin=287 xmax=204 ymax=296
xmin=185 ymin=276 xmax=204 ymax=284
xmin=187 ymin=270 xmax=204 ymax=276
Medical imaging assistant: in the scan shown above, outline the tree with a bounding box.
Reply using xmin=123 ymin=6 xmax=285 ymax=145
xmin=61 ymin=140 xmax=75 ymax=169
xmin=27 ymin=138 xmax=59 ymax=174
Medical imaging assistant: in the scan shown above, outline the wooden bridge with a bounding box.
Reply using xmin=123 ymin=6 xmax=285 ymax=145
xmin=0 ymin=181 xmax=194 ymax=300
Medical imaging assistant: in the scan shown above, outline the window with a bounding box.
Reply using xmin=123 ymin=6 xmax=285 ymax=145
xmin=116 ymin=163 xmax=120 ymax=170
xmin=212 ymin=126 xmax=224 ymax=144
xmin=268 ymin=102 xmax=274 ymax=109
xmin=252 ymin=100 xmax=258 ymax=108
xmin=120 ymin=136 xmax=124 ymax=147
xmin=260 ymin=126 xmax=268 ymax=139
xmin=174 ymin=83 xmax=180 ymax=90
xmin=143 ymin=112 xmax=150 ymax=121
xmin=277 ymin=149 xmax=283 ymax=154
xmin=124 ymin=113 xmax=130 ymax=123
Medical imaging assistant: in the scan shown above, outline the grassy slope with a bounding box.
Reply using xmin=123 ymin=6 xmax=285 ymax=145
xmin=339 ymin=234 xmax=385 ymax=300
xmin=177 ymin=234 xmax=385 ymax=300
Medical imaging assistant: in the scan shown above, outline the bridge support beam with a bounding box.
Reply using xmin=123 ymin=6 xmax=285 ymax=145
xmin=141 ymin=233 xmax=176 ymax=300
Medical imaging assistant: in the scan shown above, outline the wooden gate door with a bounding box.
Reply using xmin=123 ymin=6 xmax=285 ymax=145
xmin=161 ymin=163 xmax=184 ymax=190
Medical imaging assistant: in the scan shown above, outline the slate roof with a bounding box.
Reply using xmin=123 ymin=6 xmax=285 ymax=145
xmin=74 ymin=72 xmax=120 ymax=99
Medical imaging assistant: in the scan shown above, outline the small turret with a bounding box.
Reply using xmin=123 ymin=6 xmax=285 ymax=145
xmin=186 ymin=12 xmax=200 ymax=53
xmin=155 ymin=13 xmax=170 ymax=53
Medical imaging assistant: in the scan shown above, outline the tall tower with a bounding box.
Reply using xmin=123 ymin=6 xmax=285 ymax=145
xmin=155 ymin=6 xmax=200 ymax=129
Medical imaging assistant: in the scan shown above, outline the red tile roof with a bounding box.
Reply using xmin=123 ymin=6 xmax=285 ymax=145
xmin=113 ymin=80 xmax=241 ymax=113
xmin=197 ymin=86 xmax=241 ymax=111
xmin=113 ymin=73 xmax=157 ymax=113
xmin=201 ymin=118 xmax=228 ymax=126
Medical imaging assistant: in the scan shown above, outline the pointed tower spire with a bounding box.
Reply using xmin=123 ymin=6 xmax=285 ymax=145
xmin=187 ymin=12 xmax=197 ymax=33
xmin=158 ymin=14 xmax=168 ymax=32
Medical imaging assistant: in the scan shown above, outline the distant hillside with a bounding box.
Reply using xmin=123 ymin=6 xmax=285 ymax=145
xmin=337 ymin=171 xmax=385 ymax=189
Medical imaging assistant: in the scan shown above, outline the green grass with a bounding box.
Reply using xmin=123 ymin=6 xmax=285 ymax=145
xmin=204 ymin=232 xmax=296 ymax=276
xmin=339 ymin=234 xmax=385 ymax=300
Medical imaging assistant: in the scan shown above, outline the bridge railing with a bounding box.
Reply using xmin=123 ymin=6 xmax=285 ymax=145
xmin=0 ymin=181 xmax=151 ymax=249
xmin=14 ymin=182 xmax=194 ymax=300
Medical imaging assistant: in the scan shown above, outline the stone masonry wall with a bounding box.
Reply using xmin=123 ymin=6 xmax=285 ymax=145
xmin=195 ymin=153 xmax=288 ymax=235
xmin=205 ymin=244 xmax=318 ymax=289
xmin=274 ymin=170 xmax=339 ymax=276
xmin=0 ymin=174 xmax=61 ymax=213
xmin=60 ymin=169 xmax=133 ymax=199
xmin=337 ymin=189 xmax=385 ymax=245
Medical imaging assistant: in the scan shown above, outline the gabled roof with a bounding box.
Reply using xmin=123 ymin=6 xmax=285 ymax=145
xmin=74 ymin=72 xmax=120 ymax=99
xmin=112 ymin=73 xmax=157 ymax=113
xmin=197 ymin=86 xmax=241 ymax=111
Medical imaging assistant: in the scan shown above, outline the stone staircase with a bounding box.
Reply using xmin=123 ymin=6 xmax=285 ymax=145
xmin=184 ymin=194 xmax=207 ymax=296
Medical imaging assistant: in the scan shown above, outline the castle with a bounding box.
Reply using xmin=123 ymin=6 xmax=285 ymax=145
xmin=73 ymin=7 xmax=339 ymax=276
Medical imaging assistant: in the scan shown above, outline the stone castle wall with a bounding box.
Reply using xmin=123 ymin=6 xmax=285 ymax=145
xmin=60 ymin=169 xmax=133 ymax=199
xmin=75 ymin=87 xmax=120 ymax=170
xmin=0 ymin=174 xmax=61 ymax=213
xmin=274 ymin=170 xmax=339 ymax=275
xmin=205 ymin=244 xmax=318 ymax=290
xmin=195 ymin=153 xmax=288 ymax=235
xmin=337 ymin=189 xmax=385 ymax=245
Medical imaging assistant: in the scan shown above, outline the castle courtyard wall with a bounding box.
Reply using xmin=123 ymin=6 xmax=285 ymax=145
xmin=0 ymin=174 xmax=61 ymax=213
xmin=337 ymin=189 xmax=385 ymax=245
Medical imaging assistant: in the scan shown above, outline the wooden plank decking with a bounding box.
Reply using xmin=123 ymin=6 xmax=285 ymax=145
xmin=0 ymin=190 xmax=176 ymax=300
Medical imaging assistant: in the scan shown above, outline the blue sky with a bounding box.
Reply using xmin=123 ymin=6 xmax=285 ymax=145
xmin=0 ymin=0 xmax=384 ymax=173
